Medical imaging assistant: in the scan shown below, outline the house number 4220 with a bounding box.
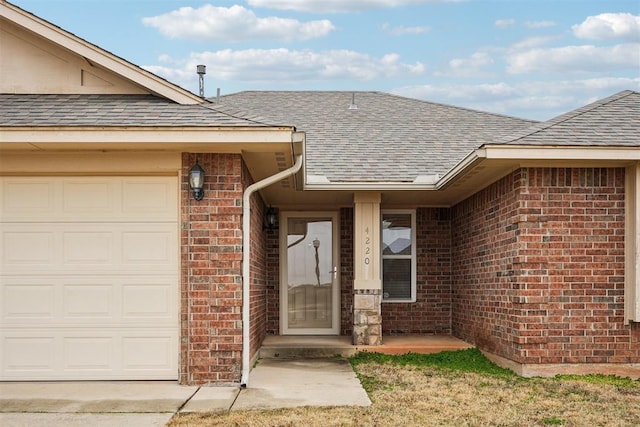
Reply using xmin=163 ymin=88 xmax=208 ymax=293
xmin=364 ymin=227 xmax=371 ymax=265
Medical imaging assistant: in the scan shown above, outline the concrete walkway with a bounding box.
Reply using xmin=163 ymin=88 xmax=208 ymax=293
xmin=0 ymin=358 xmax=370 ymax=426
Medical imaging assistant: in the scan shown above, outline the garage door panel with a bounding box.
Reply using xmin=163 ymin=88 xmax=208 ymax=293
xmin=62 ymin=180 xmax=115 ymax=214
xmin=2 ymin=231 xmax=54 ymax=266
xmin=63 ymin=231 xmax=113 ymax=265
xmin=122 ymin=282 xmax=173 ymax=319
xmin=64 ymin=337 xmax=114 ymax=371
xmin=1 ymin=177 xmax=177 ymax=222
xmin=0 ymin=176 xmax=179 ymax=380
xmin=1 ymin=330 xmax=178 ymax=380
xmin=2 ymin=275 xmax=178 ymax=325
xmin=122 ymin=336 xmax=174 ymax=371
xmin=2 ymin=223 xmax=177 ymax=273
xmin=3 ymin=283 xmax=55 ymax=320
xmin=122 ymin=179 xmax=176 ymax=216
xmin=1 ymin=180 xmax=55 ymax=216
xmin=122 ymin=230 xmax=175 ymax=264
xmin=64 ymin=284 xmax=113 ymax=318
xmin=2 ymin=336 xmax=55 ymax=374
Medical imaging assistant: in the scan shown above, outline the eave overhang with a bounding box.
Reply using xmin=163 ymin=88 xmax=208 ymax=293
xmin=0 ymin=126 xmax=297 ymax=151
xmin=302 ymin=145 xmax=640 ymax=207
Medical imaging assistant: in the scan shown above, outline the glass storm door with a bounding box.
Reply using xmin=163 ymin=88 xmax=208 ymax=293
xmin=281 ymin=212 xmax=339 ymax=335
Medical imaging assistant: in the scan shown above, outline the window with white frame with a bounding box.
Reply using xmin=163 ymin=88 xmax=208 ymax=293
xmin=381 ymin=210 xmax=416 ymax=302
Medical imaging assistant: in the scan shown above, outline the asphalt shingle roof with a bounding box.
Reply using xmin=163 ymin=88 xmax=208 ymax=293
xmin=0 ymin=94 xmax=272 ymax=127
xmin=497 ymin=90 xmax=640 ymax=147
xmin=218 ymin=91 xmax=536 ymax=182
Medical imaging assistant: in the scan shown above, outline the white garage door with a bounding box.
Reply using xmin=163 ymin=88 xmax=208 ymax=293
xmin=0 ymin=176 xmax=179 ymax=380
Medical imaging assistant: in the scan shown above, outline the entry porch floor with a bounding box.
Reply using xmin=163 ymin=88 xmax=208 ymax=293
xmin=259 ymin=335 xmax=474 ymax=359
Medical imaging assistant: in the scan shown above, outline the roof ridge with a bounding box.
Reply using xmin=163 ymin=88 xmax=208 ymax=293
xmin=495 ymin=90 xmax=638 ymax=145
xmin=222 ymin=90 xmax=538 ymax=125
xmin=384 ymin=91 xmax=539 ymax=123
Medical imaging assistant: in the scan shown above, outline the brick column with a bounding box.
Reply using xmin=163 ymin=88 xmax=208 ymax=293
xmin=180 ymin=153 xmax=244 ymax=385
xmin=353 ymin=192 xmax=382 ymax=345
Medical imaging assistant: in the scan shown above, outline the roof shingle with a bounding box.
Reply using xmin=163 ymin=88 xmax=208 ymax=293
xmin=219 ymin=91 xmax=536 ymax=182
xmin=498 ymin=90 xmax=640 ymax=147
xmin=0 ymin=94 xmax=273 ymax=127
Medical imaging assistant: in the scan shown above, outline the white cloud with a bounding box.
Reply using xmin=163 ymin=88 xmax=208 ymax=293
xmin=572 ymin=13 xmax=640 ymax=41
xmin=142 ymin=4 xmax=334 ymax=42
xmin=506 ymin=44 xmax=640 ymax=74
xmin=495 ymin=19 xmax=516 ymax=29
xmin=524 ymin=20 xmax=556 ymax=29
xmin=247 ymin=0 xmax=460 ymax=13
xmin=437 ymin=52 xmax=494 ymax=77
xmin=145 ymin=48 xmax=426 ymax=88
xmin=509 ymin=35 xmax=558 ymax=50
xmin=391 ymin=77 xmax=640 ymax=120
xmin=382 ymin=23 xmax=430 ymax=36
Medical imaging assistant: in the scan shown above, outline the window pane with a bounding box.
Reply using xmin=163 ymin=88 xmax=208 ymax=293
xmin=382 ymin=214 xmax=412 ymax=255
xmin=382 ymin=258 xmax=411 ymax=300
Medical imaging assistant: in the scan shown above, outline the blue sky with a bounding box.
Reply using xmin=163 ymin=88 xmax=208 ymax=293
xmin=12 ymin=0 xmax=640 ymax=120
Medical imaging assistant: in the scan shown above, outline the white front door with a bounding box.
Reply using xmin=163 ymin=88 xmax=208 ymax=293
xmin=281 ymin=212 xmax=340 ymax=335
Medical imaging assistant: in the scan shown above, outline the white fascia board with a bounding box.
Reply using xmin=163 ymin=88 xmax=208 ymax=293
xmin=0 ymin=127 xmax=295 ymax=145
xmin=483 ymin=145 xmax=640 ymax=161
xmin=436 ymin=148 xmax=486 ymax=190
xmin=305 ymin=182 xmax=437 ymax=191
xmin=1 ymin=2 xmax=202 ymax=105
xmin=304 ymin=174 xmax=440 ymax=190
xmin=437 ymin=145 xmax=640 ymax=189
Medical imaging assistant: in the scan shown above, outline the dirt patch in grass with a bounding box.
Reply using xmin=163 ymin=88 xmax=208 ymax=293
xmin=168 ymin=349 xmax=640 ymax=427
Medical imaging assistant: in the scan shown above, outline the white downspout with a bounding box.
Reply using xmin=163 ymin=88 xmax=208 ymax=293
xmin=241 ymin=153 xmax=303 ymax=387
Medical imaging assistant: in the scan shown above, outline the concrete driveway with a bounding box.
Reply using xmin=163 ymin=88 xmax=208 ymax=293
xmin=0 ymin=358 xmax=370 ymax=426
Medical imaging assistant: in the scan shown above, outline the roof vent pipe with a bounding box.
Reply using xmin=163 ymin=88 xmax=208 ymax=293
xmin=348 ymin=92 xmax=358 ymax=110
xmin=196 ymin=65 xmax=206 ymax=98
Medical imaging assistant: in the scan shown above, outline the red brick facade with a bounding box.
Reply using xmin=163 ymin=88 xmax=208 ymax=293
xmin=246 ymin=164 xmax=269 ymax=361
xmin=452 ymin=167 xmax=639 ymax=367
xmin=179 ymin=162 xmax=638 ymax=384
xmin=180 ymin=153 xmax=254 ymax=385
xmin=340 ymin=208 xmax=355 ymax=336
xmin=382 ymin=208 xmax=453 ymax=335
xmin=265 ymin=221 xmax=280 ymax=335
xmin=265 ymin=207 xmax=454 ymax=336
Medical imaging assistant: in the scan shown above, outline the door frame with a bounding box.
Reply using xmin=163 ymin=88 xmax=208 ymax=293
xmin=279 ymin=211 xmax=340 ymax=335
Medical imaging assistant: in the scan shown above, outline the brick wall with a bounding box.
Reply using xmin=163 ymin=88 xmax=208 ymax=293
xmin=265 ymin=212 xmax=280 ymax=335
xmin=340 ymin=208 xmax=354 ymax=336
xmin=245 ymin=164 xmax=268 ymax=360
xmin=451 ymin=171 xmax=522 ymax=359
xmin=381 ymin=208 xmax=452 ymax=334
xmin=452 ymin=167 xmax=639 ymax=366
xmin=180 ymin=153 xmax=245 ymax=385
xmin=338 ymin=207 xmax=452 ymax=335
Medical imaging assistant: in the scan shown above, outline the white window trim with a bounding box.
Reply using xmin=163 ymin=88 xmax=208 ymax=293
xmin=381 ymin=209 xmax=417 ymax=303
xmin=625 ymin=162 xmax=640 ymax=324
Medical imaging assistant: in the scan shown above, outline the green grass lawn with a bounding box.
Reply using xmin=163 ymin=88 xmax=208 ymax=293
xmin=169 ymin=349 xmax=640 ymax=426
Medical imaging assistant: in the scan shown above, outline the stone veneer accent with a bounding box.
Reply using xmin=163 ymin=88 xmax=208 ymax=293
xmin=353 ymin=289 xmax=382 ymax=345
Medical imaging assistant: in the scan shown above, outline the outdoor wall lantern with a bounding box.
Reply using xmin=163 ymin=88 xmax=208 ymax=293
xmin=189 ymin=159 xmax=205 ymax=201
xmin=263 ymin=206 xmax=277 ymax=231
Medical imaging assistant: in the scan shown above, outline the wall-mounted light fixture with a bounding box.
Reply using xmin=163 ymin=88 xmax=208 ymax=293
xmin=189 ymin=159 xmax=205 ymax=201
xmin=263 ymin=206 xmax=277 ymax=231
